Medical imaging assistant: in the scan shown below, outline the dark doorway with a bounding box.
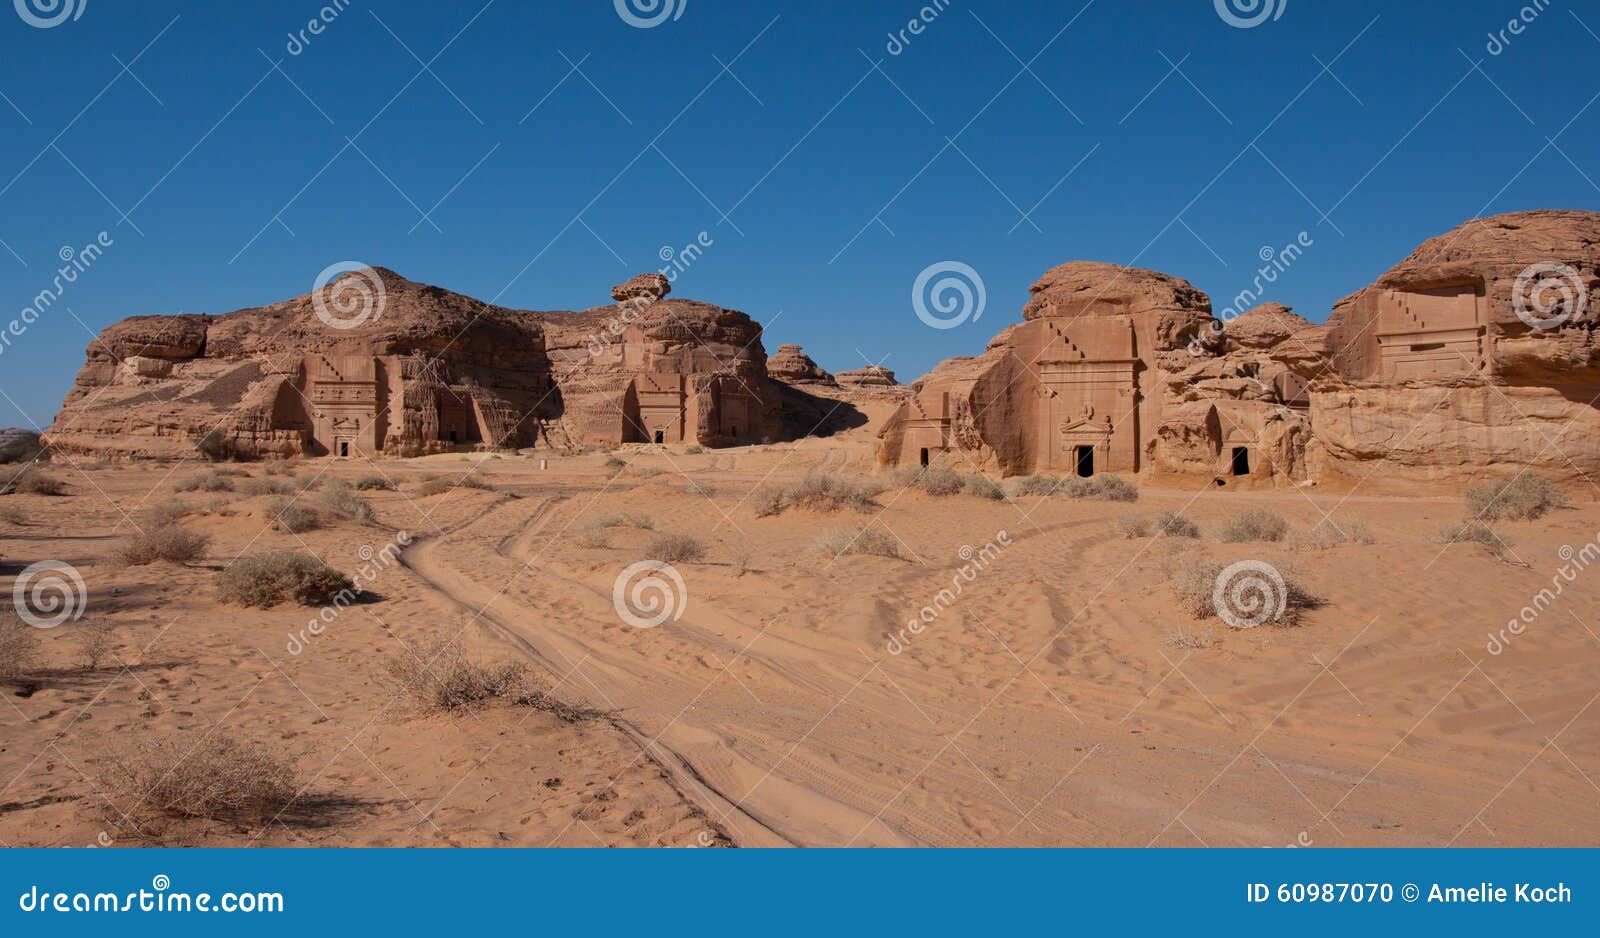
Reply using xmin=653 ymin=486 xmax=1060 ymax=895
xmin=1074 ymin=446 xmax=1095 ymax=478
xmin=654 ymin=430 xmax=665 ymax=444
xmin=448 ymin=430 xmax=458 ymax=443
xmin=920 ymin=448 xmax=930 ymax=467
xmin=1231 ymin=446 xmax=1251 ymax=476
xmin=338 ymin=441 xmax=350 ymax=458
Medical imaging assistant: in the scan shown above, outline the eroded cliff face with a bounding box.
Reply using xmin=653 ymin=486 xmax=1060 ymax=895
xmin=878 ymin=262 xmax=1312 ymax=484
xmin=46 ymin=269 xmax=784 ymax=459
xmin=1275 ymin=209 xmax=1600 ymax=487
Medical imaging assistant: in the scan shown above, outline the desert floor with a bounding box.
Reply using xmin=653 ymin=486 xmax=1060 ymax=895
xmin=3 ymin=427 xmax=1598 ymax=848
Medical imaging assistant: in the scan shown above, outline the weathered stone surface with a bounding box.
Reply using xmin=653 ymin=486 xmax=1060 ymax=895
xmin=767 ymin=344 xmax=836 ymax=385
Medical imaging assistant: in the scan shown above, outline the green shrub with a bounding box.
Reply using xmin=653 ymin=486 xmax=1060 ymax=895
xmin=217 ymin=551 xmax=355 ymax=608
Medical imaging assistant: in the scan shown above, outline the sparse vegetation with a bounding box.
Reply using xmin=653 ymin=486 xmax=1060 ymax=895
xmin=1465 ymin=473 xmax=1568 ymax=522
xmin=590 ymin=513 xmax=656 ymax=531
xmin=141 ymin=499 xmax=194 ymax=527
xmin=1154 ymin=510 xmax=1201 ymax=539
xmin=1216 ymin=509 xmax=1289 ymax=543
xmin=5 ymin=469 xmax=65 ymax=496
xmin=753 ymin=474 xmax=881 ymax=517
xmin=116 ymin=524 xmax=211 ymax=565
xmin=239 ymin=476 xmax=297 ymax=496
xmin=903 ymin=466 xmax=963 ymax=496
xmin=811 ymin=527 xmax=901 ymax=559
xmin=0 ymin=619 xmax=39 ymax=683
xmin=1008 ymin=475 xmax=1063 ymax=497
xmin=415 ymin=477 xmax=451 ymax=497
xmin=1288 ymin=517 xmax=1375 ymax=550
xmin=313 ymin=479 xmax=373 ymax=523
xmin=1434 ymin=521 xmax=1516 ymax=561
xmin=0 ymin=504 xmax=26 ymax=525
xmin=381 ymin=635 xmax=530 ymax=712
xmin=265 ymin=496 xmax=319 ymax=533
xmin=603 ymin=457 xmax=628 ymax=471
xmin=1062 ymin=475 xmax=1139 ymax=502
xmin=0 ymin=430 xmax=43 ymax=465
xmin=1116 ymin=514 xmax=1152 ymax=538
xmin=103 ymin=733 xmax=299 ymax=828
xmin=684 ymin=479 xmax=717 ymax=498
xmin=958 ymin=473 xmax=1005 ymax=501
xmin=644 ymin=533 xmax=705 ymax=563
xmin=1161 ymin=625 xmax=1212 ymax=649
xmin=175 ymin=470 xmax=235 ymax=493
xmin=195 ymin=430 xmax=237 ymax=463
xmin=1174 ymin=557 xmax=1319 ymax=626
xmin=75 ymin=625 xmax=115 ymax=670
xmin=354 ymin=475 xmax=395 ymax=491
xmin=684 ymin=446 xmax=705 ymax=455
xmin=218 ymin=551 xmax=354 ymax=608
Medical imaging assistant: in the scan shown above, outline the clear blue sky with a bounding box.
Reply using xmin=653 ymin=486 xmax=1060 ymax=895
xmin=2 ymin=0 xmax=1597 ymax=425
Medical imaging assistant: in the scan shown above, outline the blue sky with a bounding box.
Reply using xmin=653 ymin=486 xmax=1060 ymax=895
xmin=2 ymin=0 xmax=1597 ymax=424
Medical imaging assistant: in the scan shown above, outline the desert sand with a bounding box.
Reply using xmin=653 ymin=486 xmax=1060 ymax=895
xmin=3 ymin=411 xmax=1597 ymax=848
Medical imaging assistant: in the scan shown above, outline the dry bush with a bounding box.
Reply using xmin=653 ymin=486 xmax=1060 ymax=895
xmin=456 ymin=476 xmax=496 ymax=491
xmin=753 ymin=474 xmax=882 ymax=517
xmin=631 ymin=467 xmax=665 ymax=479
xmin=1062 ymin=475 xmax=1139 ymax=502
xmin=603 ymin=457 xmax=628 ymax=471
xmin=0 ymin=504 xmax=26 ymax=525
xmin=0 ymin=620 xmax=39 ymax=683
xmin=239 ymin=476 xmax=297 ymax=496
xmin=574 ymin=528 xmax=611 ymax=549
xmin=1465 ymin=473 xmax=1568 ymax=522
xmin=102 ymin=733 xmax=299 ymax=828
xmin=1288 ymin=517 xmax=1375 ymax=550
xmin=811 ymin=527 xmax=901 ymax=559
xmin=76 ymin=625 xmax=115 ymax=670
xmin=1117 ymin=514 xmax=1152 ymax=538
xmin=218 ymin=552 xmax=355 ymax=608
xmin=265 ymin=496 xmax=319 ymax=533
xmin=175 ymin=470 xmax=235 ymax=493
xmin=1434 ymin=521 xmax=1515 ymax=560
xmin=1008 ymin=474 xmax=1063 ymax=497
xmin=645 ymin=533 xmax=704 ymax=563
xmin=1154 ymin=510 xmax=1201 ymax=539
xmin=1161 ymin=625 xmax=1212 ymax=649
xmin=684 ymin=446 xmax=705 ymax=455
xmin=194 ymin=430 xmax=238 ymax=463
xmin=262 ymin=462 xmax=296 ymax=476
xmin=116 ymin=525 xmax=211 ymax=565
xmin=1174 ymin=557 xmax=1319 ymax=626
xmin=381 ymin=636 xmax=529 ymax=712
xmin=354 ymin=475 xmax=394 ymax=491
xmin=313 ymin=480 xmax=373 ymax=523
xmin=0 ymin=431 xmax=43 ymax=464
xmin=958 ymin=474 xmax=1005 ymax=501
xmin=140 ymin=499 xmax=194 ymax=527
xmin=1217 ymin=508 xmax=1289 ymax=543
xmin=590 ymin=513 xmax=656 ymax=531
xmin=415 ymin=477 xmax=451 ymax=496
xmin=908 ymin=466 xmax=963 ymax=496
xmin=7 ymin=469 xmax=66 ymax=496
xmin=684 ymin=479 xmax=717 ymax=497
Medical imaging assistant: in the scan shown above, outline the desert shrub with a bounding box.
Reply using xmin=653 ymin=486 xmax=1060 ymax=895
xmin=0 ymin=504 xmax=26 ymax=525
xmin=1062 ymin=475 xmax=1139 ymax=502
xmin=644 ymin=533 xmax=704 ymax=563
xmin=76 ymin=625 xmax=115 ymax=670
xmin=1435 ymin=521 xmax=1514 ymax=560
xmin=415 ymin=477 xmax=451 ymax=497
xmin=0 ymin=620 xmax=39 ymax=682
xmin=1464 ymin=473 xmax=1568 ymax=522
xmin=684 ymin=446 xmax=705 ymax=455
xmin=0 ymin=430 xmax=43 ymax=464
xmin=175 ymin=470 xmax=235 ymax=493
xmin=811 ymin=527 xmax=900 ymax=559
xmin=262 ymin=462 xmax=296 ymax=476
xmin=753 ymin=474 xmax=880 ymax=517
xmin=1174 ymin=557 xmax=1319 ymax=626
xmin=631 ymin=467 xmax=665 ymax=479
xmin=265 ymin=496 xmax=319 ymax=533
xmin=1117 ymin=514 xmax=1152 ymax=538
xmin=1289 ymin=517 xmax=1375 ymax=550
xmin=1008 ymin=475 xmax=1063 ymax=497
xmin=194 ymin=430 xmax=237 ymax=463
xmin=354 ymin=475 xmax=394 ymax=491
xmin=1154 ymin=510 xmax=1201 ymax=539
xmin=1161 ymin=626 xmax=1212 ymax=650
xmin=116 ymin=525 xmax=210 ymax=565
xmin=1217 ymin=509 xmax=1289 ymax=543
xmin=140 ymin=499 xmax=195 ymax=527
xmin=456 ymin=476 xmax=496 ymax=491
xmin=684 ymin=479 xmax=717 ymax=498
xmin=574 ymin=528 xmax=611 ymax=549
xmin=381 ymin=636 xmax=529 ymax=711
xmin=603 ymin=457 xmax=628 ymax=471
xmin=313 ymin=480 xmax=373 ymax=523
xmin=959 ymin=474 xmax=1005 ymax=501
xmin=894 ymin=466 xmax=962 ymax=496
xmin=590 ymin=513 xmax=655 ymax=531
xmin=239 ymin=477 xmax=296 ymax=496
xmin=103 ymin=733 xmax=299 ymax=826
xmin=6 ymin=469 xmax=65 ymax=496
xmin=218 ymin=551 xmax=354 ymax=608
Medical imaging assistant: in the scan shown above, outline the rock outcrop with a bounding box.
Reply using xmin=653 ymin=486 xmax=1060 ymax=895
xmin=47 ymin=268 xmax=784 ymax=459
xmin=1275 ymin=209 xmax=1600 ymax=486
xmin=767 ymin=344 xmax=836 ymax=385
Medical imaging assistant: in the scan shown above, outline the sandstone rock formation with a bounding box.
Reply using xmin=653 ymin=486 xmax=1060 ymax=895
xmin=1275 ymin=209 xmax=1600 ymax=486
xmin=766 ymin=344 xmax=836 ymax=385
xmin=46 ymin=269 xmax=783 ymax=459
xmin=878 ymin=262 xmax=1311 ymax=483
